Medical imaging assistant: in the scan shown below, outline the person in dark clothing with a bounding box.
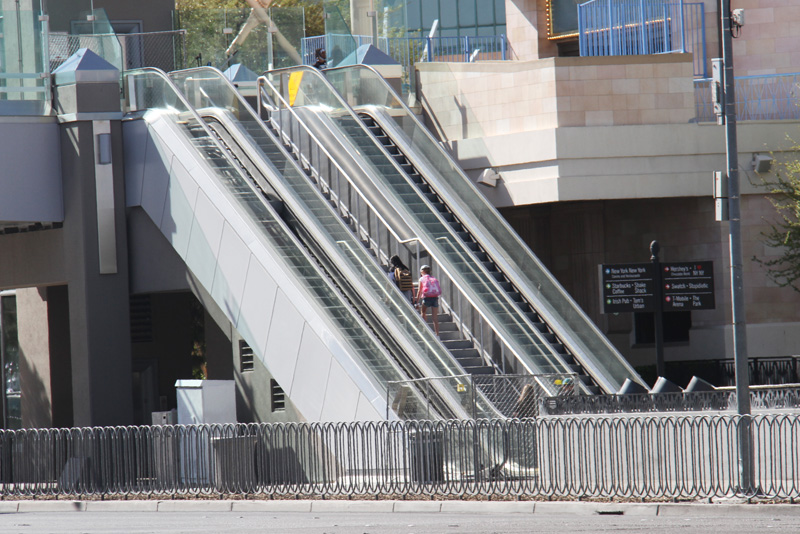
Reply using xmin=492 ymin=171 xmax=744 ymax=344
xmin=313 ymin=48 xmax=327 ymax=69
xmin=388 ymin=255 xmax=413 ymax=303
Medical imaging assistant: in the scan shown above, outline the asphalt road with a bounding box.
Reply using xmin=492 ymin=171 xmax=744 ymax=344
xmin=1 ymin=510 xmax=799 ymax=533
xmin=1 ymin=501 xmax=800 ymax=534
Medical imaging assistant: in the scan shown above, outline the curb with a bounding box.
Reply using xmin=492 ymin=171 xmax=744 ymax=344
xmin=4 ymin=499 xmax=800 ymax=515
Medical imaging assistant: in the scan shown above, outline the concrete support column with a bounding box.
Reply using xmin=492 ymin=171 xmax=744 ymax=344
xmin=505 ymin=0 xmax=558 ymax=60
xmin=54 ymin=50 xmax=133 ymax=427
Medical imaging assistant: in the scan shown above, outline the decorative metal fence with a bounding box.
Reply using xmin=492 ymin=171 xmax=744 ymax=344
xmin=1 ymin=415 xmax=799 ymax=500
xmin=695 ymin=73 xmax=800 ymax=122
xmin=388 ymin=374 xmax=579 ymax=420
xmin=301 ymin=33 xmax=507 ymax=69
xmin=578 ymin=0 xmax=707 ymax=77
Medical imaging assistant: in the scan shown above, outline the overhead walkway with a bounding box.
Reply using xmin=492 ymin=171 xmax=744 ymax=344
xmin=258 ymin=65 xmax=646 ymax=394
xmin=122 ymin=68 xmax=467 ymax=421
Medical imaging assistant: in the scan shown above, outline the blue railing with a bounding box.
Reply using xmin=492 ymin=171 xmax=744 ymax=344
xmin=301 ymin=34 xmax=507 ymax=69
xmin=695 ymin=73 xmax=800 ymax=122
xmin=578 ymin=0 xmax=707 ymax=78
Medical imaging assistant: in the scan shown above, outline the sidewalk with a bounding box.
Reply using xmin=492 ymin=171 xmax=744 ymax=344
xmin=2 ymin=499 xmax=799 ymax=516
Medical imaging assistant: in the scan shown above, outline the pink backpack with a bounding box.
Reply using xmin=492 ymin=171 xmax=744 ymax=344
xmin=420 ymin=274 xmax=441 ymax=297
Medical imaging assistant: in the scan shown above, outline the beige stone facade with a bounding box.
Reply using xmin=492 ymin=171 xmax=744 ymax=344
xmin=419 ymin=55 xmax=695 ymax=140
xmin=416 ymin=0 xmax=800 ymax=368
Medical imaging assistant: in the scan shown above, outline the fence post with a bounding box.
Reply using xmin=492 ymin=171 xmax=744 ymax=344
xmin=679 ymin=0 xmax=686 ymax=53
xmin=426 ymin=36 xmax=432 ymax=62
xmin=501 ymin=34 xmax=506 ymax=60
xmin=639 ymin=0 xmax=647 ymax=54
xmin=607 ymin=0 xmax=615 ymax=55
xmin=464 ymin=36 xmax=470 ymax=62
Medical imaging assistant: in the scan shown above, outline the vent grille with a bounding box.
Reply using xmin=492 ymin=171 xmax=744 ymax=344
xmin=129 ymin=295 xmax=153 ymax=343
xmin=271 ymin=379 xmax=285 ymax=412
xmin=239 ymin=340 xmax=254 ymax=372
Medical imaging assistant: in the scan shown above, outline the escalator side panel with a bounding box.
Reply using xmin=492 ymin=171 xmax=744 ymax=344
xmin=125 ymin=114 xmax=388 ymax=422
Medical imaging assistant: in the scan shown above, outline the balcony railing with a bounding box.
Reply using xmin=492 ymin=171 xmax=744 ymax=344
xmin=301 ymin=34 xmax=507 ymax=69
xmin=578 ymin=0 xmax=707 ymax=78
xmin=695 ymin=72 xmax=800 ymax=122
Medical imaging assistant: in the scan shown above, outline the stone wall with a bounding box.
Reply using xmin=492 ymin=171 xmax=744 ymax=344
xmin=418 ymin=54 xmax=695 ymax=141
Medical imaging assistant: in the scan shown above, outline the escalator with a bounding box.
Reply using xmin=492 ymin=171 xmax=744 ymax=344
xmin=123 ymin=68 xmax=454 ymax=421
xmin=259 ymin=65 xmax=646 ymax=394
xmin=167 ymin=68 xmax=501 ymax=419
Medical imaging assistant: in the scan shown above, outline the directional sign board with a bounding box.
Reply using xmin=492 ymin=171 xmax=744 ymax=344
xmin=662 ymin=261 xmax=715 ymax=310
xmin=600 ymin=263 xmax=656 ymax=313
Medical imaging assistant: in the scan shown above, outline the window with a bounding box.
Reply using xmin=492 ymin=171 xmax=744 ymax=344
xmin=0 ymin=293 xmax=20 ymax=430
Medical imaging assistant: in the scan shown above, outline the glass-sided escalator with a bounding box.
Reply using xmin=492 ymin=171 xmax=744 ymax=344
xmin=123 ymin=68 xmax=454 ymax=421
xmin=259 ymin=65 xmax=646 ymax=394
xmin=167 ymin=67 xmax=501 ymax=419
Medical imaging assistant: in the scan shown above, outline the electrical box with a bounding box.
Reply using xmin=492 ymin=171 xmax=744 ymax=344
xmin=715 ymin=199 xmax=729 ymax=222
xmin=713 ymin=171 xmax=729 ymax=222
xmin=713 ymin=171 xmax=728 ymax=199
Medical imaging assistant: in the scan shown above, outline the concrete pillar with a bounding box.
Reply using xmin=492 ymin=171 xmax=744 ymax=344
xmin=53 ymin=49 xmax=133 ymax=427
xmin=16 ymin=286 xmax=73 ymax=429
xmin=505 ymin=0 xmax=558 ymax=60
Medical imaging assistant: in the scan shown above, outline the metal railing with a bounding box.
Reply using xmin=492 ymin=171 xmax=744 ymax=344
xmin=578 ymin=0 xmax=707 ymax=77
xmin=256 ymin=74 xmax=563 ymax=385
xmin=1 ymin=415 xmax=799 ymax=499
xmin=541 ymin=386 xmax=800 ymax=415
xmin=301 ymin=33 xmax=507 ymax=68
xmin=49 ymin=30 xmax=187 ymax=73
xmin=389 ymin=375 xmax=579 ymax=420
xmin=695 ymin=72 xmax=800 ymax=122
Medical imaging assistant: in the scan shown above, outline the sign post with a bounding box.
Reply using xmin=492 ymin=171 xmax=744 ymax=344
xmin=600 ymin=244 xmax=716 ymax=383
xmin=650 ymin=241 xmax=665 ymax=378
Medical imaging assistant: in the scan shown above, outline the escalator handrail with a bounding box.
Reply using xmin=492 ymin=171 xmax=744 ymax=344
xmin=254 ymin=74 xmax=561 ymax=381
xmin=124 ymin=67 xmax=423 ymax=419
xmin=171 ymin=66 xmax=499 ymax=418
xmin=322 ymin=63 xmax=645 ymax=392
xmin=260 ymin=65 xmax=578 ymax=386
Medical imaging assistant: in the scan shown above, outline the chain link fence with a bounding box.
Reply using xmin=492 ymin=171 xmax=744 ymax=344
xmin=49 ymin=31 xmax=187 ymax=74
xmin=387 ymin=374 xmax=579 ymax=419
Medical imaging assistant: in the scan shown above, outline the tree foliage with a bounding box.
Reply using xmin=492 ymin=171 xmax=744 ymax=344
xmin=755 ymin=147 xmax=800 ymax=291
xmin=175 ymin=0 xmax=325 ymax=70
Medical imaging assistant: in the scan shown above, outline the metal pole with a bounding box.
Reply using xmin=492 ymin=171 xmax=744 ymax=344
xmin=650 ymin=241 xmax=665 ymax=378
xmin=720 ymin=0 xmax=753 ymax=493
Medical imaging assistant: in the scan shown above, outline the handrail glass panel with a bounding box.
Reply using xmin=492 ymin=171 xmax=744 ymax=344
xmin=169 ymin=67 xmax=497 ymax=419
xmin=123 ymin=68 xmax=431 ymax=419
xmin=324 ymin=65 xmax=643 ymax=392
xmin=264 ymin=66 xmax=574 ymax=381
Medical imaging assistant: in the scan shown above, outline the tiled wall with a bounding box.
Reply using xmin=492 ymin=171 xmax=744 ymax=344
xmin=418 ymin=55 xmax=695 ymax=140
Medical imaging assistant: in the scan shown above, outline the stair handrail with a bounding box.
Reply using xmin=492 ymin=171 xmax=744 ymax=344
xmin=255 ymin=74 xmax=556 ymax=383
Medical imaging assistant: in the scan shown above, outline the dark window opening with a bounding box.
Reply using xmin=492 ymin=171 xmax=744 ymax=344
xmin=634 ymin=311 xmax=692 ymax=345
xmin=557 ymin=39 xmax=580 ymax=57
